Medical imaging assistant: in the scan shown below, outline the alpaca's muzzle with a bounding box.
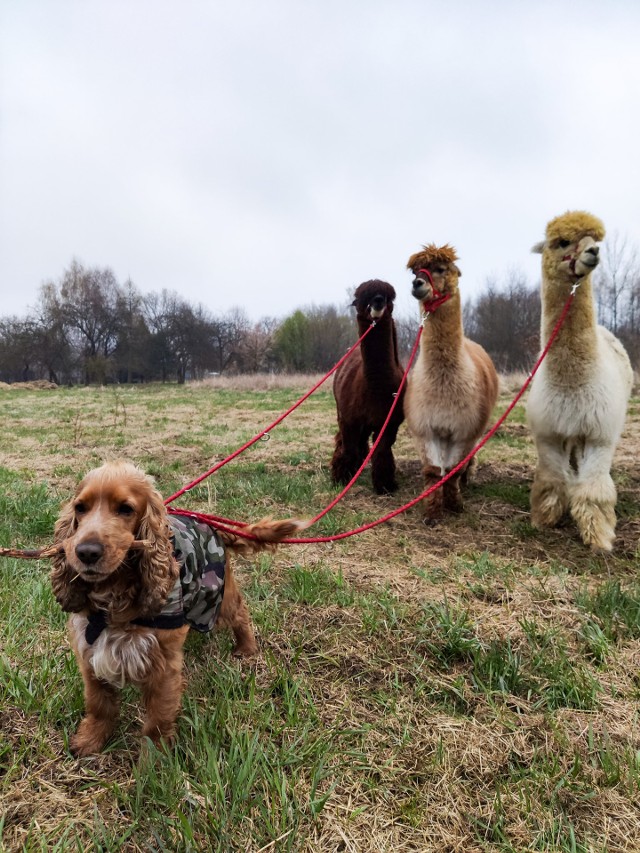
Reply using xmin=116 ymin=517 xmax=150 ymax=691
xmin=368 ymin=295 xmax=387 ymax=318
xmin=411 ymin=277 xmax=432 ymax=301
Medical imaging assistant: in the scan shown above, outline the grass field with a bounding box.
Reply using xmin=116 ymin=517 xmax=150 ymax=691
xmin=0 ymin=375 xmax=639 ymax=852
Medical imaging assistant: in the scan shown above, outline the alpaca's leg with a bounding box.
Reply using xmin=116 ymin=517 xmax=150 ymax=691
xmin=441 ymin=441 xmax=470 ymax=513
xmin=443 ymin=470 xmax=464 ymax=513
xmin=331 ymin=422 xmax=368 ymax=485
xmin=330 ymin=430 xmax=347 ymax=483
xmin=459 ymin=456 xmax=477 ymax=487
xmin=371 ymin=422 xmax=400 ymax=494
xmin=530 ymin=438 xmax=569 ymax=529
xmin=217 ymin=565 xmax=258 ymax=657
xmin=422 ymin=464 xmax=444 ymax=521
xmin=569 ymin=444 xmax=618 ymax=553
xmin=417 ymin=435 xmax=448 ymax=521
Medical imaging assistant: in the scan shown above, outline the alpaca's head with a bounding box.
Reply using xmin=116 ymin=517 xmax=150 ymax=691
xmin=406 ymin=244 xmax=461 ymax=309
xmin=533 ymin=211 xmax=605 ymax=282
xmin=351 ymin=280 xmax=397 ymax=322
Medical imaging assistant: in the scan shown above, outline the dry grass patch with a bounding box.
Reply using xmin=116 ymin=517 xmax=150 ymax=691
xmin=0 ymin=377 xmax=639 ymax=851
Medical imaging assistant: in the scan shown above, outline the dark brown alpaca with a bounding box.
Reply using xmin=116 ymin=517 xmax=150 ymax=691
xmin=330 ymin=280 xmax=405 ymax=494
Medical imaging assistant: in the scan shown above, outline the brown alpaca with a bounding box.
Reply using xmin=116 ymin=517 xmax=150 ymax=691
xmin=51 ymin=461 xmax=305 ymax=756
xmin=404 ymin=245 xmax=499 ymax=520
xmin=331 ymin=280 xmax=405 ymax=494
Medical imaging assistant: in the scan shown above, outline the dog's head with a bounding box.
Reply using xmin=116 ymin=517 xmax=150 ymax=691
xmin=51 ymin=461 xmax=176 ymax=615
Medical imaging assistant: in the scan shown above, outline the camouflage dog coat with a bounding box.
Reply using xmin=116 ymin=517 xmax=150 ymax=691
xmin=85 ymin=514 xmax=226 ymax=644
xmin=153 ymin=514 xmax=227 ymax=632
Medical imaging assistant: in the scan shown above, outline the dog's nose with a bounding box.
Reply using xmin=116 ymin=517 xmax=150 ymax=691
xmin=75 ymin=541 xmax=104 ymax=566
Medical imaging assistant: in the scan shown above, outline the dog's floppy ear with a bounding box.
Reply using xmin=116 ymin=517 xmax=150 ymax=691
xmin=135 ymin=480 xmax=178 ymax=616
xmin=50 ymin=497 xmax=91 ymax=612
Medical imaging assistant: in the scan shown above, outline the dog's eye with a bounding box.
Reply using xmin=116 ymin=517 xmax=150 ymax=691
xmin=117 ymin=503 xmax=135 ymax=516
xmin=74 ymin=502 xmax=87 ymax=515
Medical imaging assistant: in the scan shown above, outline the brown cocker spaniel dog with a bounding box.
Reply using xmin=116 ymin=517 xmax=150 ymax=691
xmin=51 ymin=461 xmax=304 ymax=756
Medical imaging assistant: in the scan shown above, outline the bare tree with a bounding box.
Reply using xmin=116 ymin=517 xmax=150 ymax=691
xmin=594 ymin=234 xmax=640 ymax=365
xmin=0 ymin=317 xmax=39 ymax=382
xmin=394 ymin=310 xmax=421 ymax=364
xmin=142 ymin=290 xmax=182 ymax=381
xmin=113 ymin=279 xmax=148 ymax=382
xmin=595 ymin=233 xmax=638 ymax=333
xmin=233 ymin=318 xmax=277 ymax=373
xmin=42 ymin=260 xmax=127 ymax=382
xmin=213 ymin=308 xmax=252 ymax=373
xmin=464 ymin=269 xmax=540 ymax=372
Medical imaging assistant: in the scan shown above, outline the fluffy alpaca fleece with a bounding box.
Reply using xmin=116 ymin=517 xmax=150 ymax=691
xmin=51 ymin=461 xmax=305 ymax=755
xmin=527 ymin=210 xmax=633 ymax=552
xmin=404 ymin=245 xmax=499 ymax=520
xmin=331 ymin=279 xmax=405 ymax=494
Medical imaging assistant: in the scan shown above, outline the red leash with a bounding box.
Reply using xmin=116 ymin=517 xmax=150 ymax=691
xmin=172 ymin=285 xmax=578 ymax=544
xmin=167 ymin=321 xmax=422 ymax=529
xmin=281 ymin=284 xmax=578 ymax=543
xmin=167 ymin=297 xmax=430 ymax=532
xmin=163 ymin=320 xmax=378 ymax=506
xmin=306 ymin=317 xmax=422 ymax=527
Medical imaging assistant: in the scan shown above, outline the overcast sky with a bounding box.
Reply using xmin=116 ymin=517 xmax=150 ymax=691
xmin=1 ymin=0 xmax=639 ymax=323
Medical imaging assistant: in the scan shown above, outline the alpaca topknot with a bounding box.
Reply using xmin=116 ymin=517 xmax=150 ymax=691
xmin=545 ymin=211 xmax=605 ymax=244
xmin=406 ymin=243 xmax=459 ymax=272
xmin=353 ymin=279 xmax=396 ymax=304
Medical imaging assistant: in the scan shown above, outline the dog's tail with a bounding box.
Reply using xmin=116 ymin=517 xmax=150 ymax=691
xmin=218 ymin=518 xmax=308 ymax=555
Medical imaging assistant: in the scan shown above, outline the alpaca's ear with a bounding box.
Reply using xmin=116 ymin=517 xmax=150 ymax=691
xmin=453 ymin=264 xmax=462 ymax=277
xmin=50 ymin=498 xmax=90 ymax=612
xmin=135 ymin=483 xmax=178 ymax=616
xmin=531 ymin=241 xmax=546 ymax=254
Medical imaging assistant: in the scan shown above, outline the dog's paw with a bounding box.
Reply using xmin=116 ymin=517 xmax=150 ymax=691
xmin=232 ymin=639 xmax=259 ymax=658
xmin=70 ymin=732 xmax=105 ymax=757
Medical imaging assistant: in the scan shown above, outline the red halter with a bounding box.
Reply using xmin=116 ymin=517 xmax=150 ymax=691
xmin=415 ymin=268 xmax=452 ymax=313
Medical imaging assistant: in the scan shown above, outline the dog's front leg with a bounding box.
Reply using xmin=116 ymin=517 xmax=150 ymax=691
xmin=140 ymin=626 xmax=189 ymax=747
xmin=71 ymin=665 xmax=121 ymax=757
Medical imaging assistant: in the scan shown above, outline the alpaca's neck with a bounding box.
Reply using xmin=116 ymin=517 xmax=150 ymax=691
xmin=541 ymin=271 xmax=599 ymax=378
xmin=418 ymin=292 xmax=464 ymax=368
xmin=357 ymin=315 xmax=401 ymax=383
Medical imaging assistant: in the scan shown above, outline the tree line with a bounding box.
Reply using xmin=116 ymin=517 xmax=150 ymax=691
xmin=1 ymin=246 xmax=639 ymax=385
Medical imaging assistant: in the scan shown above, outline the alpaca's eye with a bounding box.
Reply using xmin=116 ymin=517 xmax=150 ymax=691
xmin=558 ymin=239 xmax=571 ymax=249
xmin=74 ymin=502 xmax=86 ymax=515
xmin=118 ymin=503 xmax=135 ymax=516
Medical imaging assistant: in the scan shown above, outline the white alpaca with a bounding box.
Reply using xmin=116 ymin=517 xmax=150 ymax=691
xmin=527 ymin=210 xmax=633 ymax=553
xmin=404 ymin=244 xmax=499 ymax=521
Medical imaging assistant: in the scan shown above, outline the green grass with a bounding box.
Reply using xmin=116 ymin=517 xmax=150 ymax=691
xmin=474 ymin=480 xmax=531 ymax=510
xmin=0 ymin=382 xmax=638 ymax=851
xmin=575 ymin=580 xmax=640 ymax=642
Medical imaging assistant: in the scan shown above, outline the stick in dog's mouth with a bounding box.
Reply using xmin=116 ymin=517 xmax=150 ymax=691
xmin=0 ymin=540 xmax=151 ymax=561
